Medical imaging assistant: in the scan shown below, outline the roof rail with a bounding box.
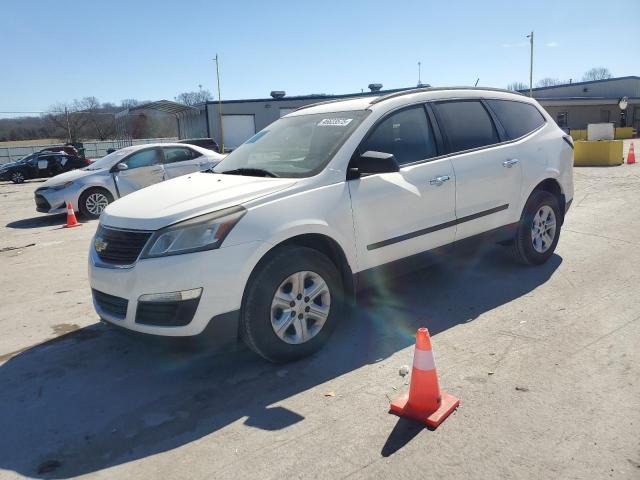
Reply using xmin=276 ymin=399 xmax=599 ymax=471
xmin=292 ymin=98 xmax=358 ymax=113
xmin=369 ymin=86 xmax=525 ymax=105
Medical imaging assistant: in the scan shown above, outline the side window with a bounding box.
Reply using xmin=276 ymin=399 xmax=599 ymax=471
xmin=122 ymin=149 xmax=159 ymax=169
xmin=433 ymin=100 xmax=500 ymax=153
xmin=486 ymin=100 xmax=546 ymax=140
xmin=163 ymin=147 xmax=198 ymax=164
xmin=360 ymin=106 xmax=437 ymax=166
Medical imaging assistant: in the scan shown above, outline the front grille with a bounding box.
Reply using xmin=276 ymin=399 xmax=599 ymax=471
xmin=95 ymin=225 xmax=152 ymax=266
xmin=93 ymin=289 xmax=129 ymax=319
xmin=34 ymin=194 xmax=51 ymax=212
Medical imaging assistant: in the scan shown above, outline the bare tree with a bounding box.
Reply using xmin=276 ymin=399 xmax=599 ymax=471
xmin=120 ymin=98 xmax=140 ymax=109
xmin=74 ymin=97 xmax=115 ymax=140
xmin=44 ymin=102 xmax=89 ymax=143
xmin=536 ymin=77 xmax=564 ymax=87
xmin=175 ymin=88 xmax=213 ymax=106
xmin=582 ymin=67 xmax=612 ymax=81
xmin=506 ymin=81 xmax=528 ymax=91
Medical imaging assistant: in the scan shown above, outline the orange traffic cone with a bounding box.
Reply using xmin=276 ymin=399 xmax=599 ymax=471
xmin=63 ymin=201 xmax=82 ymax=228
xmin=627 ymin=142 xmax=635 ymax=165
xmin=389 ymin=328 xmax=459 ymax=428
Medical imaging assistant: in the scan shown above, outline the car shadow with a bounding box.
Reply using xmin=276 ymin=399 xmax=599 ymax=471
xmin=0 ymin=246 xmax=562 ymax=478
xmin=6 ymin=214 xmax=69 ymax=229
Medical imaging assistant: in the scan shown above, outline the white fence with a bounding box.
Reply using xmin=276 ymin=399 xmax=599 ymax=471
xmin=0 ymin=137 xmax=179 ymax=164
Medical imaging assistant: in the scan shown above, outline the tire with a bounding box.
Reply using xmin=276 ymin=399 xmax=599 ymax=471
xmin=10 ymin=171 xmax=25 ymax=184
xmin=511 ymin=190 xmax=562 ymax=265
xmin=241 ymin=246 xmax=344 ymax=363
xmin=79 ymin=188 xmax=113 ymax=219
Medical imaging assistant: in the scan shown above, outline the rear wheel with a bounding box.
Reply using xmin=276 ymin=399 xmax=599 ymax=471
xmin=511 ymin=190 xmax=562 ymax=265
xmin=241 ymin=246 xmax=344 ymax=363
xmin=10 ymin=171 xmax=25 ymax=184
xmin=79 ymin=188 xmax=113 ymax=219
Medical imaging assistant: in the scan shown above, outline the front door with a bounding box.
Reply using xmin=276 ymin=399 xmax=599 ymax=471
xmin=114 ymin=147 xmax=165 ymax=197
xmin=348 ymin=105 xmax=457 ymax=272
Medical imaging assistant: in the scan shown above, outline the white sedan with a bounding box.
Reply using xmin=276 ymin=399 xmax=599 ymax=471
xmin=34 ymin=143 xmax=224 ymax=218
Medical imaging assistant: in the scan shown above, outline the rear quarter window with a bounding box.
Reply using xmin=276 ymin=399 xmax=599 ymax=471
xmin=486 ymin=99 xmax=546 ymax=140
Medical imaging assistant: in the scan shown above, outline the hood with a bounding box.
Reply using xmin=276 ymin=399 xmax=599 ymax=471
xmin=101 ymin=172 xmax=297 ymax=230
xmin=0 ymin=161 xmax=21 ymax=170
xmin=39 ymin=168 xmax=102 ymax=188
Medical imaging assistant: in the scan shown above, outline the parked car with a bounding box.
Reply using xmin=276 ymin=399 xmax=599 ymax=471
xmin=88 ymin=87 xmax=574 ymax=362
xmin=0 ymin=152 xmax=90 ymax=184
xmin=34 ymin=143 xmax=223 ymax=218
xmin=178 ymin=138 xmax=220 ymax=152
xmin=38 ymin=145 xmax=80 ymax=157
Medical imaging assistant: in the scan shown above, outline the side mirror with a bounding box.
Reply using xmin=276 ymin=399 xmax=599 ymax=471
xmin=115 ymin=163 xmax=128 ymax=172
xmin=348 ymin=151 xmax=399 ymax=179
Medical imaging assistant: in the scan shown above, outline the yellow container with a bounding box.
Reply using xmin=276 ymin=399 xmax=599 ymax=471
xmin=614 ymin=127 xmax=634 ymax=139
xmin=570 ymin=129 xmax=587 ymax=141
xmin=574 ymin=140 xmax=623 ymax=166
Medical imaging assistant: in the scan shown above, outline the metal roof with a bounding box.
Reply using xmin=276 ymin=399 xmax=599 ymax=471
xmin=115 ymin=100 xmax=200 ymax=118
xmin=202 ymin=87 xmax=417 ymax=106
xmin=519 ymin=76 xmax=640 ymax=93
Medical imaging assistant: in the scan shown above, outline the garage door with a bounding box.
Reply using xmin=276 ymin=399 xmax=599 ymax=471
xmin=222 ymin=115 xmax=255 ymax=150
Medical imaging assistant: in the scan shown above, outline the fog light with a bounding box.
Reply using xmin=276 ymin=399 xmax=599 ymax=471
xmin=138 ymin=288 xmax=202 ymax=303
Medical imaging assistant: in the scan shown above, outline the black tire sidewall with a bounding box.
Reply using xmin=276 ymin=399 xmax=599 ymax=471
xmin=515 ymin=190 xmax=561 ymax=265
xmin=79 ymin=188 xmax=112 ymax=219
xmin=242 ymin=246 xmax=344 ymax=362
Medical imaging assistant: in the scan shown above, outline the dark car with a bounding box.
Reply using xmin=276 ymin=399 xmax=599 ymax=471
xmin=177 ymin=138 xmax=220 ymax=152
xmin=0 ymin=152 xmax=90 ymax=184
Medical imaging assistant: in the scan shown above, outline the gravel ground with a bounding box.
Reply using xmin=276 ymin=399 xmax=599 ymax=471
xmin=0 ymin=162 xmax=638 ymax=479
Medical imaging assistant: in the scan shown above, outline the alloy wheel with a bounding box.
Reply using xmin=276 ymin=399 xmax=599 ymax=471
xmin=531 ymin=205 xmax=557 ymax=253
xmin=85 ymin=192 xmax=109 ymax=216
xmin=270 ymin=270 xmax=331 ymax=345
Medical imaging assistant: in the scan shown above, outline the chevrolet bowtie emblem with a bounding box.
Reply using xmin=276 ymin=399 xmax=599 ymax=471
xmin=94 ymin=237 xmax=108 ymax=253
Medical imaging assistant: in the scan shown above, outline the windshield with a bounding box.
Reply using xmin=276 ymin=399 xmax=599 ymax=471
xmin=214 ymin=110 xmax=369 ymax=178
xmin=85 ymin=149 xmax=131 ymax=170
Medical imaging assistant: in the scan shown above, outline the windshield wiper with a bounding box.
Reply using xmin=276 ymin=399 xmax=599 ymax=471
xmin=220 ymin=168 xmax=278 ymax=178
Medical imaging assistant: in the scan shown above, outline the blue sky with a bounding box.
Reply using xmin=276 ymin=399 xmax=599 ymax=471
xmin=1 ymin=0 xmax=638 ymax=115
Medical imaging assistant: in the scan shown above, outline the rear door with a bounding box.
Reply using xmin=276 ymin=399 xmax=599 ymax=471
xmin=114 ymin=148 xmax=165 ymax=196
xmin=162 ymin=146 xmax=207 ymax=178
xmin=431 ymin=99 xmax=522 ymax=240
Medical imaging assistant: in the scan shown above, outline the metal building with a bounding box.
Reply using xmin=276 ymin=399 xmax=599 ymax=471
xmin=522 ymin=76 xmax=640 ymax=133
xmin=176 ymin=86 xmax=415 ymax=151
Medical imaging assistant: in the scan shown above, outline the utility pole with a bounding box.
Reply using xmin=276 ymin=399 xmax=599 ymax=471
xmin=526 ymin=31 xmax=534 ymax=97
xmin=418 ymin=61 xmax=422 ymax=87
xmin=213 ymin=54 xmax=224 ymax=152
xmin=64 ymin=107 xmax=72 ymax=144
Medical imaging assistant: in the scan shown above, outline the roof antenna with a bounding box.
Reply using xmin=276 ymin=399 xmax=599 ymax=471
xmin=474 ymin=78 xmax=480 ymax=87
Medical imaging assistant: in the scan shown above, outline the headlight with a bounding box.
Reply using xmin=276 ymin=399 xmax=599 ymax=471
xmin=52 ymin=181 xmax=74 ymax=190
xmin=140 ymin=206 xmax=246 ymax=258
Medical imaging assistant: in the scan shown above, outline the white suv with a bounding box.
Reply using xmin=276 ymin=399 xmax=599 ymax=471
xmin=89 ymin=87 xmax=574 ymax=362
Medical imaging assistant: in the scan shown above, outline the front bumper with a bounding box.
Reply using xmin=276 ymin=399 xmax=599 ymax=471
xmin=88 ymin=239 xmax=268 ymax=338
xmin=34 ymin=187 xmax=77 ymax=214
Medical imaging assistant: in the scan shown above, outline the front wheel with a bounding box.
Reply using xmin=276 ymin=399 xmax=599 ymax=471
xmin=241 ymin=246 xmax=344 ymax=363
xmin=511 ymin=190 xmax=562 ymax=265
xmin=10 ymin=171 xmax=25 ymax=184
xmin=79 ymin=188 xmax=113 ymax=219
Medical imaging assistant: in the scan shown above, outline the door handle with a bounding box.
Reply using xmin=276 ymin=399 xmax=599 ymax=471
xmin=503 ymin=159 xmax=520 ymax=168
xmin=429 ymin=175 xmax=450 ymax=186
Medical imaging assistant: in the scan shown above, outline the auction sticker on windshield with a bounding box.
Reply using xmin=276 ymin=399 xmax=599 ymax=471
xmin=317 ymin=118 xmax=353 ymax=127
